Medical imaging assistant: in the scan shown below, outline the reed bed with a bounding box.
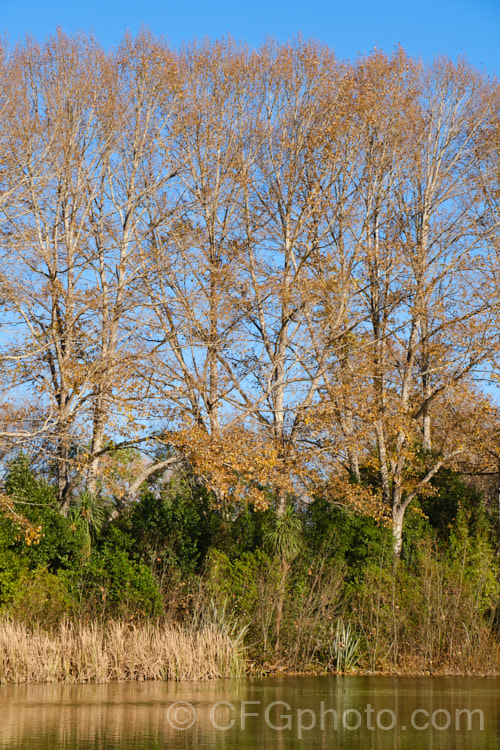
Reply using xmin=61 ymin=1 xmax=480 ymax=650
xmin=0 ymin=618 xmax=246 ymax=683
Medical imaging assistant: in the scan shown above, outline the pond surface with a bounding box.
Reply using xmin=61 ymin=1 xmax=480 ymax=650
xmin=0 ymin=675 xmax=498 ymax=749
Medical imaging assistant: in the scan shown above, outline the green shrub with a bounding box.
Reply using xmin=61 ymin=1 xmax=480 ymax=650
xmin=6 ymin=567 xmax=77 ymax=625
xmin=73 ymin=537 xmax=163 ymax=619
xmin=127 ymin=475 xmax=219 ymax=576
xmin=303 ymin=498 xmax=392 ymax=576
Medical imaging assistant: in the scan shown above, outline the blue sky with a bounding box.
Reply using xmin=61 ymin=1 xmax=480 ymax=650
xmin=1 ymin=0 xmax=499 ymax=75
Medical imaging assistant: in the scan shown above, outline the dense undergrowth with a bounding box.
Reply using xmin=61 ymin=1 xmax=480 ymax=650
xmin=0 ymin=455 xmax=499 ymax=682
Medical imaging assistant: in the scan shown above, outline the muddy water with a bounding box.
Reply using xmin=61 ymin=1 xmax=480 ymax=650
xmin=0 ymin=676 xmax=498 ymax=749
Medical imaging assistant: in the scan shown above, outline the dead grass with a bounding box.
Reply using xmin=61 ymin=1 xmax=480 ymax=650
xmin=0 ymin=618 xmax=246 ymax=683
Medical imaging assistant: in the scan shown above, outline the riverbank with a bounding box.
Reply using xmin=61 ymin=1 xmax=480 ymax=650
xmin=2 ymin=460 xmax=500 ymax=684
xmin=0 ymin=618 xmax=499 ymax=684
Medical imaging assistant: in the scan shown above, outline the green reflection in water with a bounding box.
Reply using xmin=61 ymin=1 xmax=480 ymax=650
xmin=0 ymin=676 xmax=499 ymax=749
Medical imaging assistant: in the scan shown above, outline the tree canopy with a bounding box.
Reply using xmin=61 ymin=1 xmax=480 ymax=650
xmin=0 ymin=32 xmax=499 ymax=553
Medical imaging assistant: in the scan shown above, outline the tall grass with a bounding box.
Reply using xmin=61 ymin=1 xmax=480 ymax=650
xmin=0 ymin=617 xmax=246 ymax=683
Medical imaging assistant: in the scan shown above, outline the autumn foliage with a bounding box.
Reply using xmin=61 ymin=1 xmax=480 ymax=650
xmin=0 ymin=31 xmax=499 ymax=556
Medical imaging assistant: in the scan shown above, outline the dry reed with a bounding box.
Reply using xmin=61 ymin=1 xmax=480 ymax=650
xmin=0 ymin=618 xmax=246 ymax=683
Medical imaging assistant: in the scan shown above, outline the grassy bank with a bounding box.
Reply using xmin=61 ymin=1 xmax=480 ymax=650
xmin=1 ymin=460 xmax=500 ymax=681
xmin=0 ymin=618 xmax=246 ymax=684
xmin=0 ymin=615 xmax=499 ymax=684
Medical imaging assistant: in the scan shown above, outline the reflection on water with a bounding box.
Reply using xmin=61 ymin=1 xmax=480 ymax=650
xmin=1 ymin=676 xmax=499 ymax=749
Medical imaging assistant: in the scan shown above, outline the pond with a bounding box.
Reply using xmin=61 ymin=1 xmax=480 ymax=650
xmin=0 ymin=675 xmax=498 ymax=749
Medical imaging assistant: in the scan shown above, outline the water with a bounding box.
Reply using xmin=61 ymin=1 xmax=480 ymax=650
xmin=0 ymin=676 xmax=498 ymax=749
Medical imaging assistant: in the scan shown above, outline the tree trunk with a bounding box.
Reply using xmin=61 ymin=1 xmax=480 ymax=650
xmin=274 ymin=559 xmax=289 ymax=653
xmin=392 ymin=504 xmax=405 ymax=558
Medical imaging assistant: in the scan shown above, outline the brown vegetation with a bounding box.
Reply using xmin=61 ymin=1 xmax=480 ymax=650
xmin=0 ymin=618 xmax=246 ymax=683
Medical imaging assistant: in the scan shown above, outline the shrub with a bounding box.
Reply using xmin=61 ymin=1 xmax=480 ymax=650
xmin=73 ymin=537 xmax=163 ymax=619
xmin=6 ymin=566 xmax=77 ymax=625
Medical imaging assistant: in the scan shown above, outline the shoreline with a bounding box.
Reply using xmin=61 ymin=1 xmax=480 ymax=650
xmin=0 ymin=617 xmax=498 ymax=685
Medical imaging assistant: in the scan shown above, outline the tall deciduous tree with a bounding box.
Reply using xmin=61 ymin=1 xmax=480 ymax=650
xmin=0 ymin=34 xmax=498 ymax=547
xmin=319 ymin=53 xmax=499 ymax=554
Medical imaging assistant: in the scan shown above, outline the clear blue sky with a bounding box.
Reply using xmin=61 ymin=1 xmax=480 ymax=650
xmin=1 ymin=0 xmax=499 ymax=75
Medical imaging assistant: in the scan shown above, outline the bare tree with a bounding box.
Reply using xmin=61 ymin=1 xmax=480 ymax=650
xmin=329 ymin=53 xmax=499 ymax=554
